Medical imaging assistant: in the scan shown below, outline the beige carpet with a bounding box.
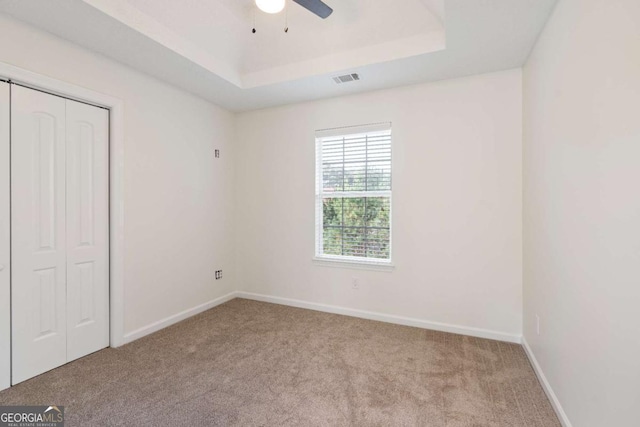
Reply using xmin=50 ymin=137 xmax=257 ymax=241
xmin=0 ymin=299 xmax=560 ymax=426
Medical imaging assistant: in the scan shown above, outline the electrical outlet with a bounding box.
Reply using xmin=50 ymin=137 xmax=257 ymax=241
xmin=351 ymin=277 xmax=360 ymax=290
xmin=215 ymin=149 xmax=220 ymax=158
xmin=536 ymin=314 xmax=540 ymax=335
xmin=215 ymin=270 xmax=223 ymax=280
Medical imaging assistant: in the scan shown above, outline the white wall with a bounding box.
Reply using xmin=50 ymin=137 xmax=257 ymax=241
xmin=0 ymin=15 xmax=236 ymax=338
xmin=236 ymin=69 xmax=523 ymax=340
xmin=523 ymin=0 xmax=640 ymax=425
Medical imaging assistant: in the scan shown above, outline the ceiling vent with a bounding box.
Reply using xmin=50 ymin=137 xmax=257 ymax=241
xmin=333 ymin=73 xmax=360 ymax=84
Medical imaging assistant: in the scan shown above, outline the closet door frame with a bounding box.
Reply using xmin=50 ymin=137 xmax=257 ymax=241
xmin=0 ymin=81 xmax=10 ymax=391
xmin=0 ymin=61 xmax=126 ymax=390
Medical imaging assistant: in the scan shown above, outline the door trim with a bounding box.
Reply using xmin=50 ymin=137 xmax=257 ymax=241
xmin=0 ymin=61 xmax=126 ymax=353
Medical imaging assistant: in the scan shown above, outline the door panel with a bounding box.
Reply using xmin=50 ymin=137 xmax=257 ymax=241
xmin=66 ymin=100 xmax=109 ymax=362
xmin=0 ymin=82 xmax=10 ymax=390
xmin=11 ymin=85 xmax=67 ymax=384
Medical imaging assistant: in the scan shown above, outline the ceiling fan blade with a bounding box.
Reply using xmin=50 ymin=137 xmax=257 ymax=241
xmin=292 ymin=0 xmax=333 ymax=19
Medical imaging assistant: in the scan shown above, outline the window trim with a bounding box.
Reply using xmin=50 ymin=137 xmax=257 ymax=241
xmin=312 ymin=256 xmax=395 ymax=272
xmin=314 ymin=123 xmax=393 ymax=269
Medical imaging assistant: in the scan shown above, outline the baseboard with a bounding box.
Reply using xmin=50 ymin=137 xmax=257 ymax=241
xmin=122 ymin=289 xmax=521 ymax=348
xmin=522 ymin=337 xmax=572 ymax=427
xmin=123 ymin=291 xmax=237 ymax=344
xmin=236 ymin=291 xmax=522 ymax=344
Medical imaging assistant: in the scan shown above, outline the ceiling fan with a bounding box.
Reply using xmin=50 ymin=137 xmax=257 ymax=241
xmin=255 ymin=0 xmax=333 ymax=19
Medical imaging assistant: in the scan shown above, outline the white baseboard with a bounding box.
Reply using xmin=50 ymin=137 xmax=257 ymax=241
xmin=122 ymin=290 xmax=521 ymax=345
xmin=236 ymin=291 xmax=522 ymax=344
xmin=522 ymin=337 xmax=572 ymax=427
xmin=123 ymin=291 xmax=237 ymax=344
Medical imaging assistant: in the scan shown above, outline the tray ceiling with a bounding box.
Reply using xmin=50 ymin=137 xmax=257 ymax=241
xmin=0 ymin=0 xmax=558 ymax=111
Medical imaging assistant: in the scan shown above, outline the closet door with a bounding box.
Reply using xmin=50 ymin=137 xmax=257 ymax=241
xmin=65 ymin=99 xmax=109 ymax=362
xmin=11 ymin=85 xmax=67 ymax=384
xmin=0 ymin=82 xmax=10 ymax=390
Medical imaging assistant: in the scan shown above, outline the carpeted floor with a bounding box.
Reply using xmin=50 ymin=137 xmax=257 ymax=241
xmin=0 ymin=299 xmax=560 ymax=426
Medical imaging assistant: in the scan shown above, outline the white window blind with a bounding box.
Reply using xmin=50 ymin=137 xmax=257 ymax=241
xmin=315 ymin=123 xmax=392 ymax=264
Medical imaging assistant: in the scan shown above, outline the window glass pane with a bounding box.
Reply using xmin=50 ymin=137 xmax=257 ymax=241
xmin=343 ymin=135 xmax=367 ymax=191
xmin=365 ymin=197 xmax=390 ymax=228
xmin=323 ymin=164 xmax=344 ymax=192
xmin=322 ymin=198 xmax=342 ymax=227
xmin=366 ymin=135 xmax=392 ymax=191
xmin=321 ymin=131 xmax=391 ymax=193
xmin=366 ymin=161 xmax=391 ymax=191
xmin=343 ymin=197 xmax=365 ymax=227
xmin=366 ymin=228 xmax=390 ymax=259
xmin=343 ymin=227 xmax=367 ymax=258
xmin=322 ymin=227 xmax=342 ymax=256
xmin=321 ymin=196 xmax=390 ymax=260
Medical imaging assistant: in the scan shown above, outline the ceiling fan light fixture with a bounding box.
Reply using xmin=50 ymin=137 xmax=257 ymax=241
xmin=255 ymin=0 xmax=286 ymax=14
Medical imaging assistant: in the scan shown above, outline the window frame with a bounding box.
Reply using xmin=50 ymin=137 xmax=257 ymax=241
xmin=314 ymin=123 xmax=394 ymax=270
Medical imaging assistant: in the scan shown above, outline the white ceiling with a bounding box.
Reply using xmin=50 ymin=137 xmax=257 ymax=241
xmin=0 ymin=0 xmax=557 ymax=111
xmin=126 ymin=0 xmax=444 ymax=81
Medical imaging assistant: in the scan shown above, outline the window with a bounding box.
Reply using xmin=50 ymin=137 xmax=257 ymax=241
xmin=315 ymin=123 xmax=392 ymax=266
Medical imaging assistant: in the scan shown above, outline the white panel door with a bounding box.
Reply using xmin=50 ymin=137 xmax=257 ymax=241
xmin=11 ymin=85 xmax=67 ymax=384
xmin=0 ymin=82 xmax=10 ymax=390
xmin=65 ymin=99 xmax=109 ymax=362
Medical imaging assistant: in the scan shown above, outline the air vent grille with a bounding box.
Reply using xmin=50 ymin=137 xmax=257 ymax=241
xmin=333 ymin=73 xmax=360 ymax=84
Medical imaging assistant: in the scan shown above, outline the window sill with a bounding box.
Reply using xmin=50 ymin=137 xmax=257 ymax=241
xmin=312 ymin=257 xmax=395 ymax=272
